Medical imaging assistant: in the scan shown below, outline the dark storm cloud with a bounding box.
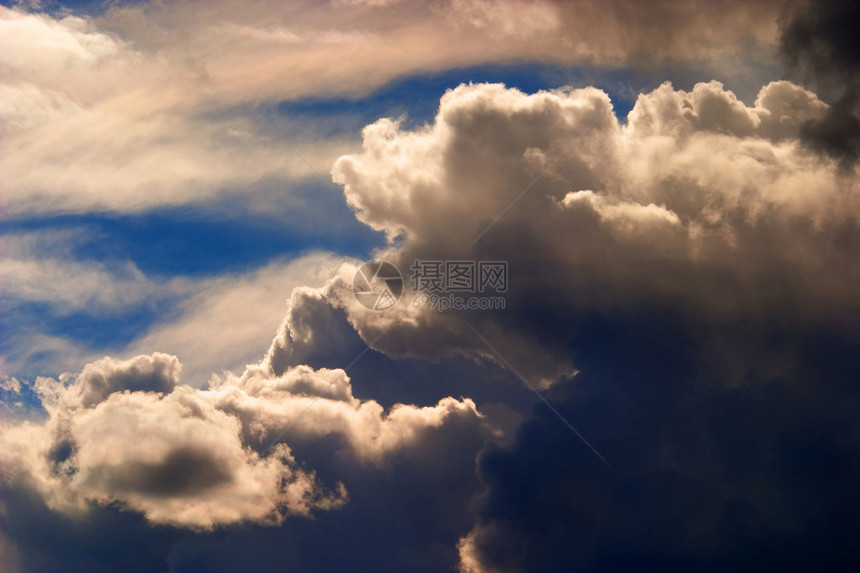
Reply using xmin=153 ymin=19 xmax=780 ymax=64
xmin=323 ymin=81 xmax=860 ymax=572
xmin=458 ymin=303 xmax=860 ymax=572
xmin=780 ymin=1 xmax=860 ymax=166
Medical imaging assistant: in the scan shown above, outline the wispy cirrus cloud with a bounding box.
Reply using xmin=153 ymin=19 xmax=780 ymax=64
xmin=0 ymin=1 xmax=784 ymax=217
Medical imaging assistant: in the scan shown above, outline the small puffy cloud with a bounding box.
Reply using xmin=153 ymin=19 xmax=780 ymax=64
xmin=624 ymin=80 xmax=834 ymax=142
xmin=0 ymin=353 xmax=345 ymax=529
xmin=0 ymin=376 xmax=22 ymax=394
xmin=64 ymin=353 xmax=181 ymax=408
xmin=754 ymin=80 xmax=831 ymax=140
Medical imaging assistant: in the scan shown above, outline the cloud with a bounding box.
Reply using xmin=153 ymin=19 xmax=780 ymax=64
xmin=0 ymin=5 xmax=356 ymax=217
xmin=1 ymin=343 xmax=490 ymax=531
xmin=0 ymin=229 xmax=177 ymax=316
xmin=3 ymin=3 xmax=860 ymax=562
xmin=779 ymin=1 xmax=860 ymax=166
xmin=454 ymin=313 xmax=860 ymax=572
xmin=278 ymin=80 xmax=857 ymax=570
xmin=0 ymin=1 xmax=785 ymax=216
xmin=0 ymin=256 xmax=161 ymax=314
xmin=322 ymin=81 xmax=859 ymax=390
xmin=65 ymin=353 xmax=180 ymax=408
xmin=5 ymin=76 xmax=857 ymax=569
xmin=0 ymin=7 xmax=123 ymax=77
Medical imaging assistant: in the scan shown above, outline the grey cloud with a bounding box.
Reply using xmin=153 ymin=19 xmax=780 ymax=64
xmin=456 ymin=312 xmax=860 ymax=572
xmin=780 ymin=1 xmax=860 ymax=166
xmin=8 ymin=2 xmax=859 ymax=570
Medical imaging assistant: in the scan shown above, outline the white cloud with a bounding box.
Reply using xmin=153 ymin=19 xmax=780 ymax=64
xmin=0 ymin=257 xmax=161 ymax=313
xmin=0 ymin=7 xmax=123 ymax=76
xmin=0 ymin=376 xmax=22 ymax=394
xmin=2 ymin=368 xmax=346 ymax=529
xmin=0 ymin=6 xmax=357 ymax=216
xmin=0 ymin=349 xmax=488 ymax=529
xmin=0 ymin=229 xmax=174 ymax=315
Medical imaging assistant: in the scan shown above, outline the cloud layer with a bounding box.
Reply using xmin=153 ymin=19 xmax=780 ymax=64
xmin=0 ymin=1 xmax=783 ymax=216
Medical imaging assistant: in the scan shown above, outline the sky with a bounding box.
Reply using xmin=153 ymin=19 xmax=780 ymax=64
xmin=1 ymin=1 xmax=859 ymax=572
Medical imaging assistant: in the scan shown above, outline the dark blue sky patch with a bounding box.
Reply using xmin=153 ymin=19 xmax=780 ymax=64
xmin=5 ymin=299 xmax=176 ymax=352
xmin=0 ymin=0 xmax=113 ymax=16
xmin=275 ymin=63 xmax=666 ymax=132
xmin=3 ymin=184 xmax=383 ymax=279
xmin=0 ymin=376 xmax=46 ymax=420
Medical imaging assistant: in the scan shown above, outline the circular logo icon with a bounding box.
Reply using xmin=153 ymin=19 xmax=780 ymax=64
xmin=353 ymin=261 xmax=403 ymax=310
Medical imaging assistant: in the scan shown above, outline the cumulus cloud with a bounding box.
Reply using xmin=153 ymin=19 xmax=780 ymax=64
xmin=1 ymin=345 xmax=490 ymax=530
xmin=5 ymin=75 xmax=856 ymax=568
xmin=322 ymin=80 xmax=859 ymax=388
xmin=1 ymin=353 xmax=304 ymax=530
xmin=148 ymin=78 xmax=853 ymax=405
xmin=205 ymin=80 xmax=854 ymax=570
